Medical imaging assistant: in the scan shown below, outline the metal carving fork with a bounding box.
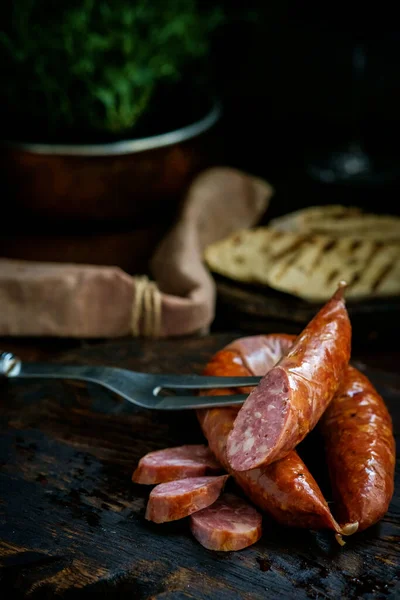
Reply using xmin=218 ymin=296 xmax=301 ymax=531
xmin=0 ymin=351 xmax=261 ymax=410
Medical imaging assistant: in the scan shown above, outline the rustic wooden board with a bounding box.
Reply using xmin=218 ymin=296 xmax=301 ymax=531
xmin=0 ymin=335 xmax=399 ymax=599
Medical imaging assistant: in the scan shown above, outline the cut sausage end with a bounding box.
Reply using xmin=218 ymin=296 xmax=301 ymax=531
xmin=190 ymin=493 xmax=262 ymax=551
xmin=332 ymin=280 xmax=348 ymax=302
xmin=145 ymin=475 xmax=229 ymax=523
xmin=335 ymin=534 xmax=346 ymax=547
xmin=226 ymin=368 xmax=290 ymax=471
xmin=340 ymin=522 xmax=359 ymax=536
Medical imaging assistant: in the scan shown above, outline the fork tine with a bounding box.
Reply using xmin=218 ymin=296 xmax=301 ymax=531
xmin=153 ymin=394 xmax=248 ymax=410
xmin=154 ymin=375 xmax=261 ymax=389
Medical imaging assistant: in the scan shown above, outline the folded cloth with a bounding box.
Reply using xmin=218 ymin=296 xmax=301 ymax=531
xmin=0 ymin=167 xmax=272 ymax=338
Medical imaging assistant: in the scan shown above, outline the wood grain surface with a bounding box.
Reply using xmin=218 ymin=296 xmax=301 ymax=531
xmin=0 ymin=334 xmax=399 ymax=599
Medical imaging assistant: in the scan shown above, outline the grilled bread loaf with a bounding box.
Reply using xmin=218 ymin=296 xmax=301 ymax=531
xmin=204 ymin=224 xmax=400 ymax=301
xmin=269 ymin=205 xmax=400 ymax=242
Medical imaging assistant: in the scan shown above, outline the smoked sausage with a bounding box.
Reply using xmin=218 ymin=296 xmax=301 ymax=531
xmin=320 ymin=365 xmax=396 ymax=531
xmin=145 ymin=475 xmax=229 ymax=523
xmin=198 ymin=335 xmax=349 ymax=533
xmin=190 ymin=493 xmax=262 ymax=551
xmin=226 ymin=335 xmax=294 ymax=376
xmin=226 ymin=284 xmax=351 ymax=471
xmin=132 ymin=445 xmax=221 ymax=484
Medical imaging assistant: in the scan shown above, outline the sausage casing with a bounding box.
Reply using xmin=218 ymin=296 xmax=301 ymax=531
xmin=320 ymin=365 xmax=396 ymax=531
xmin=226 ymin=285 xmax=351 ymax=471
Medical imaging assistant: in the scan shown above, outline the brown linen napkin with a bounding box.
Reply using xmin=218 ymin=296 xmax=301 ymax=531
xmin=0 ymin=167 xmax=273 ymax=338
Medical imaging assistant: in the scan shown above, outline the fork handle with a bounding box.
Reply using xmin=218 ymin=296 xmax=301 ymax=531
xmin=0 ymin=351 xmax=105 ymax=385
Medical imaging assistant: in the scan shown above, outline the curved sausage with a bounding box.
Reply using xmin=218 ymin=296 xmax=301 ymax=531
xmin=190 ymin=493 xmax=262 ymax=551
xmin=320 ymin=365 xmax=396 ymax=531
xmin=226 ymin=334 xmax=294 ymax=376
xmin=226 ymin=284 xmax=351 ymax=471
xmin=198 ymin=335 xmax=346 ymax=533
xmin=145 ymin=475 xmax=229 ymax=523
xmin=132 ymin=445 xmax=221 ymax=484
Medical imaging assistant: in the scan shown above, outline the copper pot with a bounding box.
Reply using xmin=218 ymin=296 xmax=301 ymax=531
xmin=0 ymin=101 xmax=221 ymax=224
xmin=0 ymin=225 xmax=169 ymax=275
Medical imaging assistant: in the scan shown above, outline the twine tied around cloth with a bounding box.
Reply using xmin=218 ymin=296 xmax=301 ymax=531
xmin=131 ymin=276 xmax=162 ymax=338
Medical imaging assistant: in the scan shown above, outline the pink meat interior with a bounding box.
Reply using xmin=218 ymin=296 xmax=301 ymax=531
xmin=227 ymin=368 xmax=289 ymax=471
xmin=150 ymin=476 xmax=225 ymax=497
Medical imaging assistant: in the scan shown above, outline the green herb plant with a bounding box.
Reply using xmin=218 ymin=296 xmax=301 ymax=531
xmin=0 ymin=0 xmax=223 ymax=139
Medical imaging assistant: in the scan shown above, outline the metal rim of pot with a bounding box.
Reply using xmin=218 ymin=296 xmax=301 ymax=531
xmin=1 ymin=100 xmax=222 ymax=157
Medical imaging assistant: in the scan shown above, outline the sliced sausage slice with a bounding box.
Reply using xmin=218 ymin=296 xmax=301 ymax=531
xmin=145 ymin=475 xmax=229 ymax=523
xmin=320 ymin=366 xmax=396 ymax=532
xmin=226 ymin=284 xmax=351 ymax=471
xmin=190 ymin=493 xmax=262 ymax=551
xmin=132 ymin=445 xmax=222 ymax=484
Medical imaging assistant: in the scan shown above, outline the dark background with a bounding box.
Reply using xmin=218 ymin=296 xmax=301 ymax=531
xmin=211 ymin=1 xmax=400 ymax=221
xmin=1 ymin=3 xmax=399 ymax=254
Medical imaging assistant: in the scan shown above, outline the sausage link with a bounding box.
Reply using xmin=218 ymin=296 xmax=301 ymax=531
xmin=198 ymin=335 xmax=344 ymax=532
xmin=226 ymin=285 xmax=351 ymax=471
xmin=226 ymin=334 xmax=294 ymax=376
xmin=320 ymin=365 xmax=396 ymax=531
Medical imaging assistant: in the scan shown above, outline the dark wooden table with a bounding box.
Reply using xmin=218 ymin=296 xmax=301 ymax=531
xmin=0 ymin=333 xmax=399 ymax=599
